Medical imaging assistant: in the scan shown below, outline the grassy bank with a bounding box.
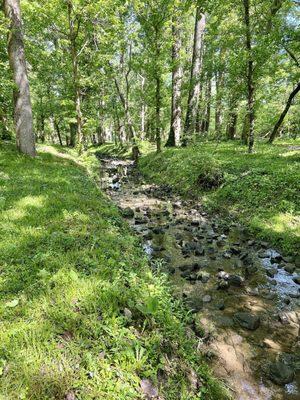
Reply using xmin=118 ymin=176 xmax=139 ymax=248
xmin=139 ymin=141 xmax=300 ymax=255
xmin=0 ymin=143 xmax=227 ymax=400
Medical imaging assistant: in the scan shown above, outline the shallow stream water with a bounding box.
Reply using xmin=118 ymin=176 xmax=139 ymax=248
xmin=98 ymin=154 xmax=300 ymax=400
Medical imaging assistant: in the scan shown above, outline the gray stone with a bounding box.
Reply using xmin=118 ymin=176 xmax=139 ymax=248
xmin=140 ymin=379 xmax=159 ymax=398
xmin=217 ymin=270 xmax=229 ymax=280
xmin=266 ymin=267 xmax=277 ymax=277
xmin=121 ymin=207 xmax=134 ymax=218
xmin=234 ymin=312 xmax=260 ymax=330
xmin=284 ymin=264 xmax=296 ymax=274
xmin=202 ymin=295 xmax=212 ymax=303
xmin=269 ymin=362 xmax=294 ymax=385
xmin=228 ymin=274 xmax=244 ymax=286
xmin=293 ymin=276 xmax=300 ymax=285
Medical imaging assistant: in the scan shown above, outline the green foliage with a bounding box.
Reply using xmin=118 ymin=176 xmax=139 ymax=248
xmin=0 ymin=143 xmax=229 ymax=400
xmin=140 ymin=140 xmax=300 ymax=254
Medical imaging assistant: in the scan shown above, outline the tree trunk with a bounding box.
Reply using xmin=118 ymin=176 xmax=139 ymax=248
xmin=0 ymin=113 xmax=10 ymax=139
xmin=114 ymin=77 xmax=139 ymax=161
xmin=155 ymin=75 xmax=162 ymax=152
xmin=69 ymin=122 xmax=77 ymax=147
xmin=166 ymin=18 xmax=183 ymax=147
xmin=269 ymin=82 xmax=300 ymax=143
xmin=226 ymin=111 xmax=238 ymax=140
xmin=241 ymin=112 xmax=249 ymax=144
xmin=183 ymin=8 xmax=205 ymax=144
xmin=243 ymin=0 xmax=255 ymax=153
xmin=215 ymin=70 xmax=224 ymax=137
xmin=54 ymin=118 xmax=63 ymax=146
xmin=140 ymin=76 xmax=146 ymax=139
xmin=202 ymin=73 xmax=212 ymax=134
xmin=4 ymin=0 xmax=36 ymax=157
xmin=67 ymin=1 xmax=83 ymax=150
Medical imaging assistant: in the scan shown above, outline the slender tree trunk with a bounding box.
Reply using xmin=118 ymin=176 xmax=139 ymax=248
xmin=69 ymin=122 xmax=77 ymax=147
xmin=154 ymin=26 xmax=162 ymax=153
xmin=54 ymin=118 xmax=63 ymax=146
xmin=215 ymin=70 xmax=224 ymax=137
xmin=38 ymin=113 xmax=45 ymax=143
xmin=114 ymin=77 xmax=139 ymax=162
xmin=226 ymin=111 xmax=238 ymax=140
xmin=166 ymin=18 xmax=183 ymax=147
xmin=241 ymin=112 xmax=249 ymax=144
xmin=202 ymin=73 xmax=212 ymax=134
xmin=155 ymin=75 xmax=161 ymax=152
xmin=4 ymin=0 xmax=36 ymax=156
xmin=140 ymin=76 xmax=146 ymax=139
xmin=269 ymin=82 xmax=300 ymax=143
xmin=67 ymin=1 xmax=83 ymax=150
xmin=183 ymin=8 xmax=205 ymax=145
xmin=195 ymin=80 xmax=203 ymax=134
xmin=243 ymin=0 xmax=255 ymax=153
xmin=0 ymin=113 xmax=10 ymax=139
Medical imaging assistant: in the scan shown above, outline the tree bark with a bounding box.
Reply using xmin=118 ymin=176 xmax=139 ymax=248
xmin=4 ymin=0 xmax=36 ymax=156
xmin=69 ymin=122 xmax=77 ymax=147
xmin=0 ymin=113 xmax=10 ymax=139
xmin=241 ymin=112 xmax=249 ymax=144
xmin=166 ymin=18 xmax=183 ymax=147
xmin=201 ymin=72 xmax=212 ymax=134
xmin=140 ymin=76 xmax=146 ymax=139
xmin=243 ymin=0 xmax=255 ymax=153
xmin=215 ymin=70 xmax=224 ymax=137
xmin=183 ymin=8 xmax=205 ymax=144
xmin=54 ymin=118 xmax=63 ymax=146
xmin=67 ymin=1 xmax=83 ymax=150
xmin=226 ymin=111 xmax=238 ymax=140
xmin=268 ymin=82 xmax=300 ymax=143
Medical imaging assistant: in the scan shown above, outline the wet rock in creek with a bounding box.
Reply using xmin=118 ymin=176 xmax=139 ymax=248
xmin=269 ymin=361 xmax=295 ymax=385
xmin=152 ymin=226 xmax=165 ymax=234
xmin=217 ymin=270 xmax=229 ymax=280
xmin=121 ymin=207 xmax=134 ymax=218
xmin=233 ymin=312 xmax=260 ymax=330
xmin=198 ymin=271 xmax=210 ymax=283
xmin=222 ymin=250 xmax=232 ymax=259
xmin=186 ymin=296 xmax=203 ymax=313
xmin=271 ymin=253 xmax=282 ymax=264
xmin=266 ymin=267 xmax=277 ymax=277
xmin=293 ymin=276 xmax=300 ymax=285
xmin=284 ymin=263 xmax=296 ymax=274
xmin=202 ymin=295 xmax=212 ymax=303
xmin=228 ymin=274 xmax=244 ymax=287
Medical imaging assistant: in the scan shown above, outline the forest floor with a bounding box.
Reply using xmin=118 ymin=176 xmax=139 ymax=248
xmin=138 ymin=140 xmax=300 ymax=256
xmin=0 ymin=142 xmax=228 ymax=400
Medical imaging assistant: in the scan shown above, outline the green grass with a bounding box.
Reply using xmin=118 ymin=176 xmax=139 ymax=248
xmin=0 ymin=142 xmax=228 ymax=400
xmin=139 ymin=140 xmax=300 ymax=255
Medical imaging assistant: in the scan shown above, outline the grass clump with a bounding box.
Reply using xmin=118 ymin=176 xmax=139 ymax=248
xmin=0 ymin=143 xmax=228 ymax=400
xmin=139 ymin=140 xmax=300 ymax=255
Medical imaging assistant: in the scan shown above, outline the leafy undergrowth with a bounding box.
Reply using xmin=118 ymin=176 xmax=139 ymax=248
xmin=139 ymin=140 xmax=300 ymax=255
xmin=0 ymin=143 xmax=228 ymax=400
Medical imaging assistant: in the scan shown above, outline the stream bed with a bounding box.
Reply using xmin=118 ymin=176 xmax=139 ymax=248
xmin=98 ymin=154 xmax=300 ymax=400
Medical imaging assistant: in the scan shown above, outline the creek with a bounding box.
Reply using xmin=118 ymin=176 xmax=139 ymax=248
xmin=98 ymin=154 xmax=300 ymax=400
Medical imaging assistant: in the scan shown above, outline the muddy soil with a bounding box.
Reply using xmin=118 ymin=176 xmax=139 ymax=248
xmin=98 ymin=154 xmax=300 ymax=400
